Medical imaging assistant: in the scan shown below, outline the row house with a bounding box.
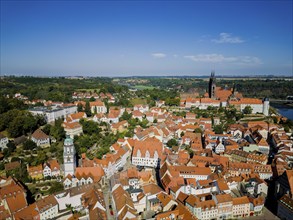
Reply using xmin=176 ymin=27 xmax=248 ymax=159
xmin=227 ymin=162 xmax=252 ymax=177
xmin=131 ymin=138 xmax=164 ymax=168
xmin=252 ymin=164 xmax=273 ymax=180
xmin=63 ymin=167 xmax=105 ymax=189
xmin=185 ymin=194 xmax=218 ymax=220
xmin=232 ymin=196 xmax=250 ymax=218
xmin=214 ymin=194 xmax=233 ymax=219
xmin=43 ymin=159 xmax=61 ymax=178
xmin=95 ymin=145 xmax=130 ymax=178
xmin=249 ymin=196 xmax=265 ymax=216
xmin=28 ymin=164 xmax=43 ymax=180
xmin=133 ymin=104 xmax=149 ymax=113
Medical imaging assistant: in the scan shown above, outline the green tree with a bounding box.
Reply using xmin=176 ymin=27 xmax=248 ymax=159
xmin=193 ymin=128 xmax=203 ymax=134
xmin=80 ymin=119 xmax=101 ymax=135
xmin=89 ymin=96 xmax=96 ymax=102
xmin=214 ymin=124 xmax=224 ymax=134
xmin=77 ymin=103 xmax=83 ymax=112
xmin=49 ymin=182 xmax=64 ymax=194
xmin=167 ymin=139 xmax=177 ymax=148
xmin=23 ymin=140 xmax=37 ymax=150
xmin=120 ymin=111 xmax=132 ymax=121
xmin=242 ymin=106 xmax=253 ymax=114
xmin=43 ymin=124 xmax=52 ymax=135
xmin=85 ymin=101 xmax=92 ymax=117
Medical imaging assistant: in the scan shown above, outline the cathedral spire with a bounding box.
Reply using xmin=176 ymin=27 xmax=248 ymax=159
xmin=209 ymin=70 xmax=216 ymax=99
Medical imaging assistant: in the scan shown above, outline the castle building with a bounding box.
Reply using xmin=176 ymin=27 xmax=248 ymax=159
xmin=63 ymin=136 xmax=76 ymax=176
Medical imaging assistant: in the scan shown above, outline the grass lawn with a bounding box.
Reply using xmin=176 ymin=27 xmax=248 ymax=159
xmin=130 ymin=98 xmax=147 ymax=105
xmin=133 ymin=85 xmax=155 ymax=90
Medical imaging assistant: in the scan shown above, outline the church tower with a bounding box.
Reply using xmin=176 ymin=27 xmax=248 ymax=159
xmin=63 ymin=136 xmax=76 ymax=176
xmin=209 ymin=71 xmax=216 ymax=98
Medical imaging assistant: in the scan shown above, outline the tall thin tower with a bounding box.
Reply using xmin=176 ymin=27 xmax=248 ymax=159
xmin=208 ymin=71 xmax=216 ymax=98
xmin=63 ymin=136 xmax=76 ymax=176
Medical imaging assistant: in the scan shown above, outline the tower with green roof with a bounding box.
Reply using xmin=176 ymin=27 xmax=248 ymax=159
xmin=63 ymin=136 xmax=76 ymax=176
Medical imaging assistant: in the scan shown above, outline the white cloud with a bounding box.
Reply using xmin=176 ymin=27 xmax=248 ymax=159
xmin=151 ymin=53 xmax=166 ymax=58
xmin=212 ymin=33 xmax=244 ymax=44
xmin=184 ymin=54 xmax=261 ymax=65
xmin=173 ymin=54 xmax=178 ymax=58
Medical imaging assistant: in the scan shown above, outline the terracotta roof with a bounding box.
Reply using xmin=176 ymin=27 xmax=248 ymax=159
xmin=132 ymin=137 xmax=163 ymax=158
xmin=249 ymin=196 xmax=265 ymax=206
xmin=112 ymin=185 xmax=136 ymax=217
xmin=47 ymin=159 xmax=60 ymax=170
xmin=4 ymin=161 xmax=21 ymax=171
xmin=240 ymin=98 xmax=263 ymax=104
xmin=36 ymin=195 xmax=58 ymax=213
xmin=75 ymin=167 xmax=104 ymax=182
xmin=185 ymin=194 xmax=200 ymax=206
xmin=127 ymin=167 xmax=138 ymax=179
xmin=31 ymin=129 xmax=49 ymax=140
xmin=13 ymin=203 xmax=39 ymax=220
xmin=142 ymin=183 xmax=162 ymax=195
xmin=196 ymin=199 xmax=217 ymax=209
xmin=82 ymin=187 xmax=106 ymax=220
xmin=215 ymin=194 xmax=232 ymax=203
xmin=68 ymin=112 xmax=86 ymax=120
xmin=90 ymin=100 xmax=104 ymax=107
xmin=232 ymin=196 xmax=250 ymax=205
xmin=6 ymin=193 xmax=27 ymax=213
xmin=217 ymin=179 xmax=229 ymax=191
xmin=108 ymin=109 xmax=120 ymax=119
xmin=28 ymin=164 xmax=43 ymax=173
xmin=157 ymin=192 xmax=175 ymax=208
xmin=63 ymin=122 xmax=82 ymax=129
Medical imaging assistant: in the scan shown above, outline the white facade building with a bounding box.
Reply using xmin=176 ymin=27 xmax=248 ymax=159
xmin=0 ymin=134 xmax=9 ymax=151
xmin=30 ymin=105 xmax=77 ymax=123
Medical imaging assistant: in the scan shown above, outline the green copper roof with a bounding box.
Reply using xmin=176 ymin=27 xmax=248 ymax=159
xmin=64 ymin=136 xmax=73 ymax=145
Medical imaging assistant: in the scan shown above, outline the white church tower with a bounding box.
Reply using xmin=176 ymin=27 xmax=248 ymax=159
xmin=63 ymin=136 xmax=76 ymax=176
xmin=263 ymin=97 xmax=270 ymax=116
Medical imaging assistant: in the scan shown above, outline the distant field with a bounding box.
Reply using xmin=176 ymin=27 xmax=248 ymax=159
xmin=131 ymin=98 xmax=147 ymax=105
xmin=133 ymin=85 xmax=155 ymax=90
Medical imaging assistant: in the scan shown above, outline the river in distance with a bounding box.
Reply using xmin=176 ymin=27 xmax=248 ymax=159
xmin=270 ymin=102 xmax=293 ymax=120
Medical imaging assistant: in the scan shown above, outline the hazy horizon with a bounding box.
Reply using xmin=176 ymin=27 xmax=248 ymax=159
xmin=1 ymin=1 xmax=292 ymax=76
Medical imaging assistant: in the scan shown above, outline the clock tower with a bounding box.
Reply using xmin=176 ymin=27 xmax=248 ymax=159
xmin=63 ymin=136 xmax=76 ymax=176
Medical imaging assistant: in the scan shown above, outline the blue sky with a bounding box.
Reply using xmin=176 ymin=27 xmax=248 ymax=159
xmin=1 ymin=1 xmax=292 ymax=76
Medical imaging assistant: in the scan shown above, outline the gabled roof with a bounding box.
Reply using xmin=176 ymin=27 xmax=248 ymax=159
xmin=31 ymin=129 xmax=49 ymax=140
xmin=13 ymin=203 xmax=39 ymax=220
xmin=36 ymin=195 xmax=58 ymax=213
xmin=90 ymin=100 xmax=104 ymax=107
xmin=6 ymin=193 xmax=27 ymax=214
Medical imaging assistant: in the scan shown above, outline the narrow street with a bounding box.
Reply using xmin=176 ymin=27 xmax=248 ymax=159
xmin=102 ymin=182 xmax=114 ymax=220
